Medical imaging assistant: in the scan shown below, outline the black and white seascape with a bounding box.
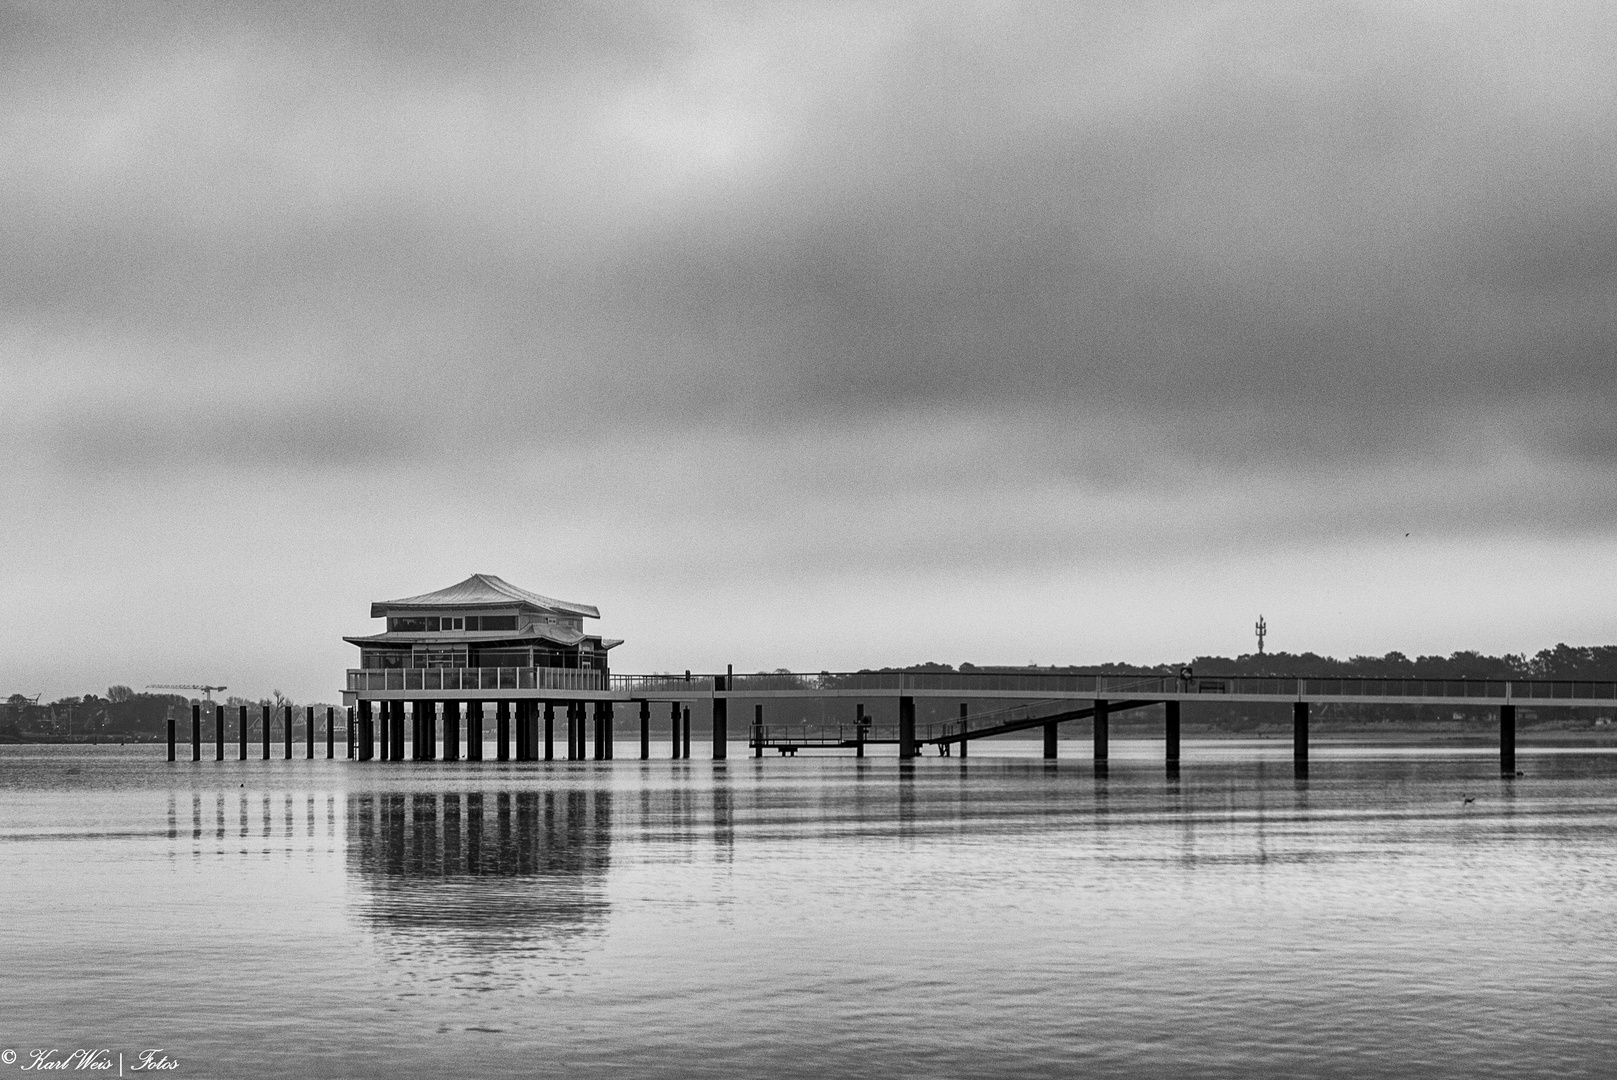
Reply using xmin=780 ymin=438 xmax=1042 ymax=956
xmin=4 ymin=5 xmax=1617 ymax=1079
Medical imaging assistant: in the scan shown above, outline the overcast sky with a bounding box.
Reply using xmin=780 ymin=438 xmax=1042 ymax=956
xmin=5 ymin=1 xmax=1616 ymax=701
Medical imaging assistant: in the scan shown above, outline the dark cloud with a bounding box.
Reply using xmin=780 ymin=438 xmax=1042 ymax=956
xmin=6 ymin=2 xmax=1617 ymax=577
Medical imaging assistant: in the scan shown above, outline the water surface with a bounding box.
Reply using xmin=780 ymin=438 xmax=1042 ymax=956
xmin=2 ymin=741 xmax=1613 ymax=1078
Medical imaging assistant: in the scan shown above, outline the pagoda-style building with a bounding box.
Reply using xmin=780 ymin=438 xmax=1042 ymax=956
xmin=345 ymin=573 xmax=620 ymax=676
xmin=343 ymin=574 xmax=625 ymax=763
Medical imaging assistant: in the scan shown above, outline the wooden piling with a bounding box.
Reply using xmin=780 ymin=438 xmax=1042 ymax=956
xmin=283 ymin=704 xmax=293 ymax=760
xmin=593 ymin=701 xmax=604 ymax=761
xmin=1500 ymin=703 xmax=1515 ymax=773
xmin=443 ymin=700 xmax=460 ymax=762
xmin=1293 ymin=701 xmax=1309 ymax=772
xmin=898 ymin=696 xmax=916 ymax=760
xmin=190 ymin=703 xmax=200 ymax=761
xmin=306 ymin=705 xmax=315 ymax=759
xmin=1165 ymin=700 xmax=1180 ymax=764
xmin=640 ymin=700 xmax=650 ymax=760
xmin=682 ymin=706 xmax=692 ymax=759
xmin=167 ymin=712 xmax=176 ymax=761
xmin=713 ymin=682 xmax=728 ymax=761
xmin=391 ymin=700 xmax=406 ymax=762
xmin=262 ymin=704 xmax=271 ymax=760
xmin=670 ymin=701 xmax=681 ymax=759
xmin=215 ymin=705 xmax=224 ymax=761
xmin=347 ymin=706 xmax=355 ymax=759
xmin=959 ymin=703 xmax=968 ymax=758
xmin=1042 ymin=719 xmax=1057 ymax=759
xmin=327 ymin=706 xmax=335 ymax=759
xmin=1093 ymin=699 xmax=1109 ymax=762
xmin=605 ymin=701 xmax=614 ymax=759
xmin=357 ymin=702 xmax=372 ymax=761
xmin=754 ymin=704 xmax=763 ymax=758
xmin=855 ymin=704 xmax=865 ymax=758
xmin=496 ymin=701 xmax=510 ymax=761
xmin=538 ymin=702 xmax=550 ymax=761
xmin=467 ymin=701 xmax=483 ymax=761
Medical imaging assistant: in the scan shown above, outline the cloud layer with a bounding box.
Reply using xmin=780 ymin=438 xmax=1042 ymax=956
xmin=5 ymin=2 xmax=1616 ymax=696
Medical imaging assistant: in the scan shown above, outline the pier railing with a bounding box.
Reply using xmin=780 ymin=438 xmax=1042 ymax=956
xmin=346 ymin=667 xmax=607 ymax=693
xmin=667 ymin=671 xmax=1617 ymax=702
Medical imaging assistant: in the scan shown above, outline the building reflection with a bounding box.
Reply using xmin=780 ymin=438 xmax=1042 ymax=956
xmin=345 ymin=788 xmax=612 ymax=955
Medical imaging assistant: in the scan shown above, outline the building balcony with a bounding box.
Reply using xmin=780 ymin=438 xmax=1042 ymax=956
xmin=346 ymin=667 xmax=608 ymax=694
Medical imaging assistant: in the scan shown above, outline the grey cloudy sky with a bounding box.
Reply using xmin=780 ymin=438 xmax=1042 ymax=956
xmin=5 ymin=1 xmax=1616 ymax=700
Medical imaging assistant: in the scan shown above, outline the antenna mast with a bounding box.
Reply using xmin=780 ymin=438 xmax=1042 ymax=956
xmin=1254 ymin=615 xmax=1267 ymax=656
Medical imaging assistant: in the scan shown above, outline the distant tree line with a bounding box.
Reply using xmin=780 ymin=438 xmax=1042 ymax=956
xmin=2 ymin=687 xmax=342 ymax=741
xmin=930 ymin=643 xmax=1617 ymax=681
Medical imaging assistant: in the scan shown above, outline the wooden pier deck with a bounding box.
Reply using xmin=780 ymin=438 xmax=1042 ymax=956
xmin=160 ymin=670 xmax=1617 ymax=776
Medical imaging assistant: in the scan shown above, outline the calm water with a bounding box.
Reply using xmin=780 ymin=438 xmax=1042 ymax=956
xmin=2 ymin=740 xmax=1614 ymax=1079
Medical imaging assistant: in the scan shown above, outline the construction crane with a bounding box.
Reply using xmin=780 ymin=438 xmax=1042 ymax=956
xmin=147 ymin=684 xmax=228 ymax=703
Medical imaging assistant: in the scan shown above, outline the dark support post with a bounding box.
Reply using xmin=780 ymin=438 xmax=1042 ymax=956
xmin=898 ymin=696 xmax=916 ymax=760
xmin=713 ymin=683 xmax=727 ymax=760
xmin=167 ymin=712 xmax=176 ymax=761
xmin=640 ymin=700 xmax=650 ymax=760
xmin=605 ymin=702 xmax=614 ymax=759
xmin=347 ymin=706 xmax=356 ymax=759
xmin=262 ymin=704 xmax=271 ymax=760
xmin=544 ymin=702 xmax=555 ymax=761
xmin=443 ymin=701 xmax=460 ymax=762
xmin=1293 ymin=701 xmax=1309 ymax=772
xmin=1093 ymin=699 xmax=1109 ymax=762
xmin=855 ymin=704 xmax=866 ymax=758
xmin=427 ymin=702 xmax=439 ymax=761
xmin=514 ymin=701 xmax=528 ymax=761
xmin=496 ymin=702 xmax=510 ymax=761
xmin=326 ymin=706 xmax=335 ymax=759
xmin=671 ymin=701 xmax=682 ymax=759
xmin=467 ymin=702 xmax=483 ymax=761
xmin=191 ymin=703 xmax=201 ymax=761
xmin=1165 ymin=700 xmax=1180 ymax=765
xmin=754 ymin=704 xmax=763 ymax=758
xmin=239 ymin=705 xmax=248 ymax=760
xmin=593 ymin=701 xmax=605 ymax=761
xmin=306 ymin=706 xmax=315 ymax=759
xmin=1042 ymin=718 xmax=1057 ymax=760
xmin=357 ymin=702 xmax=371 ymax=761
xmin=215 ymin=705 xmax=224 ymax=761
xmin=284 ymin=704 xmax=293 ymax=760
xmin=528 ymin=701 xmax=541 ymax=762
xmin=1501 ymin=703 xmax=1516 ymax=774
xmin=390 ymin=701 xmax=405 ymax=762
xmin=959 ymin=703 xmax=968 ymax=758
xmin=682 ymin=706 xmax=692 ymax=759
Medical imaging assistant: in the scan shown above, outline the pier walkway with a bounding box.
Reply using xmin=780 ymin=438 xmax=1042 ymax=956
xmin=161 ymin=671 xmax=1617 ymax=776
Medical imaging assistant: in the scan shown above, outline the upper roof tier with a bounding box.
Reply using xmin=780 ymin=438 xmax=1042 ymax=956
xmin=370 ymin=574 xmax=600 ymax=620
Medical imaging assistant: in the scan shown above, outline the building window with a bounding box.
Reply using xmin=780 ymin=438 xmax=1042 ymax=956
xmin=413 ymin=648 xmax=468 ymax=668
xmin=480 ymin=615 xmax=517 ymax=631
xmin=388 ymin=616 xmax=429 ymax=633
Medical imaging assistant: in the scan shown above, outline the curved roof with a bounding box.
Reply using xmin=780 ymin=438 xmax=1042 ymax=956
xmin=370 ymin=574 xmax=600 ymax=619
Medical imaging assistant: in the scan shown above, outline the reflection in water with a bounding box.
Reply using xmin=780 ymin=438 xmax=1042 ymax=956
xmin=345 ymin=788 xmax=613 ymax=960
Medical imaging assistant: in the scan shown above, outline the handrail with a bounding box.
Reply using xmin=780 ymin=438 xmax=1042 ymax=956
xmin=645 ymin=671 xmax=1617 ymax=700
xmin=346 ymin=667 xmax=607 ymax=692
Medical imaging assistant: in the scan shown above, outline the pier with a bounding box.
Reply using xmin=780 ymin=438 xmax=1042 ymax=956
xmin=157 ymin=574 xmax=1617 ymax=775
xmin=163 ymin=668 xmax=1617 ymax=777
